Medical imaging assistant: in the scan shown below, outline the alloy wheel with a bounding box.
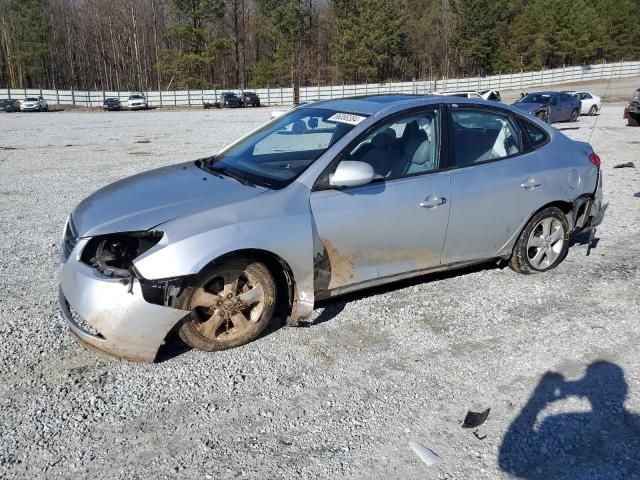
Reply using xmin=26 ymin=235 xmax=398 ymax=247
xmin=189 ymin=268 xmax=265 ymax=341
xmin=526 ymin=217 xmax=566 ymax=269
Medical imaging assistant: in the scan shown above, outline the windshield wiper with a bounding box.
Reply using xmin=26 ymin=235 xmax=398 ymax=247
xmin=208 ymin=164 xmax=255 ymax=187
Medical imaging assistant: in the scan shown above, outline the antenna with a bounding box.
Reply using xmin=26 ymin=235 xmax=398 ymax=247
xmin=588 ymin=62 xmax=616 ymax=144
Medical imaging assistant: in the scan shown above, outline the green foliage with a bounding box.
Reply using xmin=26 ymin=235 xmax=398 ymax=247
xmin=331 ymin=0 xmax=408 ymax=83
xmin=250 ymin=0 xmax=313 ymax=87
xmin=7 ymin=0 xmax=50 ymax=87
xmin=156 ymin=0 xmax=225 ymax=88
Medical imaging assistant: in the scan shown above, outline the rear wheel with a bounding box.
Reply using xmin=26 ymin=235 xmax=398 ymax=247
xmin=588 ymin=105 xmax=598 ymax=116
xmin=510 ymin=207 xmax=570 ymax=274
xmin=570 ymin=109 xmax=579 ymax=122
xmin=176 ymin=259 xmax=277 ymax=352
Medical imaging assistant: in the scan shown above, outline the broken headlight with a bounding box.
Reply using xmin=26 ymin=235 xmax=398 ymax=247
xmin=81 ymin=231 xmax=163 ymax=278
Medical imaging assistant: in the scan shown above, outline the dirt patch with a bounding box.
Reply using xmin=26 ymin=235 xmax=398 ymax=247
xmin=322 ymin=239 xmax=355 ymax=289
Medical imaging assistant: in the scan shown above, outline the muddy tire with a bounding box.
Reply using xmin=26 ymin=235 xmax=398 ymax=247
xmin=176 ymin=259 xmax=277 ymax=352
xmin=510 ymin=207 xmax=570 ymax=274
xmin=536 ymin=111 xmax=548 ymax=123
xmin=628 ymin=114 xmax=640 ymax=127
xmin=570 ymin=109 xmax=579 ymax=122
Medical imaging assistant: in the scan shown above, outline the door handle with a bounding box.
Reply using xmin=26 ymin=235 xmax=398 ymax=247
xmin=520 ymin=178 xmax=541 ymax=190
xmin=420 ymin=195 xmax=446 ymax=208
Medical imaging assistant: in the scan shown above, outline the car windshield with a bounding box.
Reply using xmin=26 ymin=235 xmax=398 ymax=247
xmin=129 ymin=95 xmax=143 ymax=99
xmin=519 ymin=93 xmax=551 ymax=104
xmin=203 ymin=107 xmax=365 ymax=189
xmin=26 ymin=97 xmax=38 ymax=101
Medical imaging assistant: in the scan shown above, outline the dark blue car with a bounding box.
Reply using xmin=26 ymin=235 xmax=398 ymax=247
xmin=512 ymin=91 xmax=581 ymax=123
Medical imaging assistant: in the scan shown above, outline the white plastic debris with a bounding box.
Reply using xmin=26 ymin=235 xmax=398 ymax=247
xmin=409 ymin=440 xmax=443 ymax=466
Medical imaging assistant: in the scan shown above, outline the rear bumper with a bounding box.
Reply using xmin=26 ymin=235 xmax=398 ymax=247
xmin=59 ymin=247 xmax=187 ymax=362
xmin=582 ymin=171 xmax=607 ymax=230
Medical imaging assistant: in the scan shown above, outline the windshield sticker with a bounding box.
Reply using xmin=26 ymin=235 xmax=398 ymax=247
xmin=327 ymin=112 xmax=367 ymax=125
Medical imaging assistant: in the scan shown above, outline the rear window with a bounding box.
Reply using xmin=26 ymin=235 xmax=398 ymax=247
xmin=519 ymin=119 xmax=548 ymax=149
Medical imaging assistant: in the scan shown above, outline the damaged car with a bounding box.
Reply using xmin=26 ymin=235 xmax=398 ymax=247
xmin=513 ymin=91 xmax=580 ymax=123
xmin=59 ymin=95 xmax=607 ymax=362
xmin=623 ymin=87 xmax=640 ymax=126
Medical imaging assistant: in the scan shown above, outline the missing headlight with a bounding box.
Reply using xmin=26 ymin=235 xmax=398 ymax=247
xmin=81 ymin=231 xmax=163 ymax=278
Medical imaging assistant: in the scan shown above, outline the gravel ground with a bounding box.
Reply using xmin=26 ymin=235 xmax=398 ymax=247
xmin=0 ymin=104 xmax=639 ymax=479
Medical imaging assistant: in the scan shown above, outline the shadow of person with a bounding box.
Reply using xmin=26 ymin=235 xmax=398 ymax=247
xmin=498 ymin=361 xmax=640 ymax=479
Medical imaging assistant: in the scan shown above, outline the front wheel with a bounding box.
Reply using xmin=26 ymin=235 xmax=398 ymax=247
xmin=570 ymin=109 xmax=579 ymax=122
xmin=536 ymin=111 xmax=548 ymax=123
xmin=628 ymin=114 xmax=640 ymax=127
xmin=510 ymin=207 xmax=570 ymax=274
xmin=176 ymin=259 xmax=277 ymax=352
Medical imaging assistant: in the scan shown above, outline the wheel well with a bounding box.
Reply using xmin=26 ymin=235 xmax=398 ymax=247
xmin=202 ymin=249 xmax=295 ymax=321
xmin=532 ymin=201 xmax=574 ymax=228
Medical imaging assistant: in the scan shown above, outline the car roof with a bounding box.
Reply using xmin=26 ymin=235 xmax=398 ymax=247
xmin=300 ymin=95 xmax=443 ymax=115
xmin=299 ymin=94 xmax=521 ymax=115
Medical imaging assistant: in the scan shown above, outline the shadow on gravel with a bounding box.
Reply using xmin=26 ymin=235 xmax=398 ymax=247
xmin=306 ymin=262 xmax=499 ymax=327
xmin=155 ymin=329 xmax=191 ymax=363
xmin=499 ymin=361 xmax=640 ymax=479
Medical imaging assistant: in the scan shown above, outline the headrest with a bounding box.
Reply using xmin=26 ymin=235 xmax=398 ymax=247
xmin=371 ymin=129 xmax=395 ymax=148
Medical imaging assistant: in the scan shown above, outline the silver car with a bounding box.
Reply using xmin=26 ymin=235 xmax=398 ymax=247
xmin=59 ymin=95 xmax=606 ymax=362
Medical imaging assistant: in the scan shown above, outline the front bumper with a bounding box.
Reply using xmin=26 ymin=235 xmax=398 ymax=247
xmin=59 ymin=245 xmax=188 ymax=362
xmin=20 ymin=105 xmax=40 ymax=111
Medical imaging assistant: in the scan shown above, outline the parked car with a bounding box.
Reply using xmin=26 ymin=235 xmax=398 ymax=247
xmin=434 ymin=90 xmax=483 ymax=99
xmin=219 ymin=92 xmax=242 ymax=108
xmin=623 ymin=88 xmax=640 ymax=127
xmin=513 ymin=91 xmax=580 ymax=123
xmin=241 ymin=92 xmax=261 ymax=107
xmin=564 ymin=91 xmax=601 ymax=116
xmin=59 ymin=95 xmax=606 ymax=362
xmin=433 ymin=90 xmax=501 ymax=101
xmin=127 ymin=92 xmax=148 ymax=110
xmin=0 ymin=99 xmax=21 ymax=112
xmin=480 ymin=89 xmax=502 ymax=102
xmin=103 ymin=98 xmax=121 ymax=111
xmin=20 ymin=96 xmax=48 ymax=112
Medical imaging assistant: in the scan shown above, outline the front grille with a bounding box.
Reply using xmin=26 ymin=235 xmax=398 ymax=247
xmin=62 ymin=217 xmax=79 ymax=261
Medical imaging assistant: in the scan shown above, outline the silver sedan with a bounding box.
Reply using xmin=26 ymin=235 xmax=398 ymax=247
xmin=59 ymin=95 xmax=606 ymax=362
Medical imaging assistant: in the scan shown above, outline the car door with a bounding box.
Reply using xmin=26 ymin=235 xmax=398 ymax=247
xmin=442 ymin=105 xmax=545 ymax=264
xmin=310 ymin=106 xmax=451 ymax=292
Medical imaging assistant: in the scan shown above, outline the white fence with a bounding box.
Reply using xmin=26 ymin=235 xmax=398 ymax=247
xmin=1 ymin=60 xmax=638 ymax=108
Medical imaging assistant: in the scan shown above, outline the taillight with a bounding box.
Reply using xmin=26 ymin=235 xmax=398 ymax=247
xmin=588 ymin=152 xmax=601 ymax=169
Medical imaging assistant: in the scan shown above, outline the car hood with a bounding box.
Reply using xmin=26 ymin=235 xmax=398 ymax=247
xmin=72 ymin=161 xmax=267 ymax=237
xmin=512 ymin=102 xmax=546 ymax=113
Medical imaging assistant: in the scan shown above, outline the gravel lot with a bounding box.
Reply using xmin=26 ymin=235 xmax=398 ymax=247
xmin=1 ymin=103 xmax=639 ymax=479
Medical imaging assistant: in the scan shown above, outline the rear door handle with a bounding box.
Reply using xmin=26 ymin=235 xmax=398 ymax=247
xmin=520 ymin=178 xmax=541 ymax=190
xmin=420 ymin=195 xmax=447 ymax=208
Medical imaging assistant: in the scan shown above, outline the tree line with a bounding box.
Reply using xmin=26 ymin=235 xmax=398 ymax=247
xmin=0 ymin=0 xmax=638 ymax=93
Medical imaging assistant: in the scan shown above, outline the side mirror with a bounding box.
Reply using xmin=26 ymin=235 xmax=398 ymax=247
xmin=329 ymin=161 xmax=374 ymax=188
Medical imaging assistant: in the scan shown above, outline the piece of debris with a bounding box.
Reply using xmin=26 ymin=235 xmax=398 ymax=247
xmin=613 ymin=162 xmax=635 ymax=168
xmin=473 ymin=429 xmax=487 ymax=440
xmin=408 ymin=440 xmax=442 ymax=466
xmin=135 ymin=139 xmax=151 ymax=144
xmin=0 ymin=146 xmax=17 ymax=150
xmin=634 ymin=192 xmax=640 ymax=198
xmin=462 ymin=408 xmax=490 ymax=428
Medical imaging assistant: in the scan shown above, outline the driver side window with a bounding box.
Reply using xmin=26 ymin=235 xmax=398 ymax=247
xmin=341 ymin=108 xmax=440 ymax=181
